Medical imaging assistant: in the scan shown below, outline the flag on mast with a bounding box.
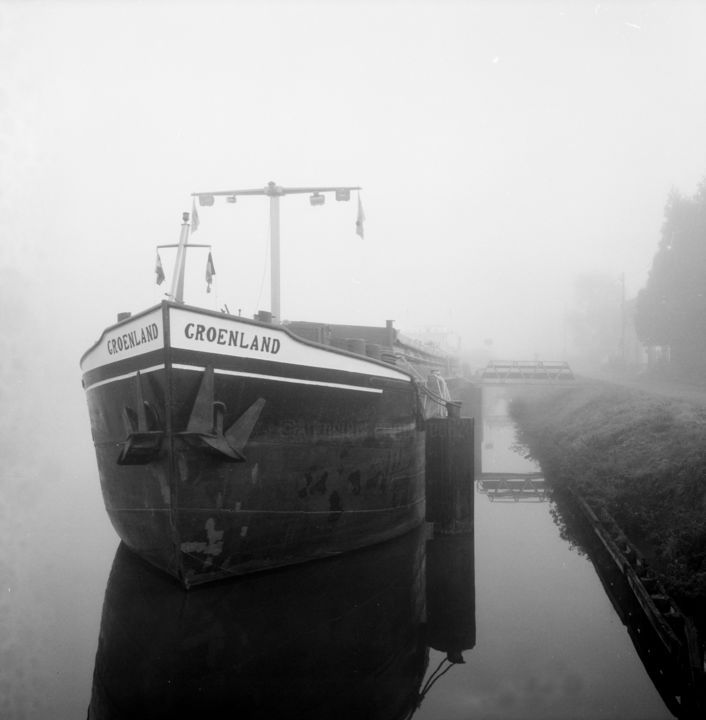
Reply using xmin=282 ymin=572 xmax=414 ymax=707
xmin=205 ymin=251 xmax=216 ymax=293
xmin=356 ymin=193 xmax=365 ymax=239
xmin=191 ymin=198 xmax=200 ymax=232
xmin=155 ymin=251 xmax=165 ymax=285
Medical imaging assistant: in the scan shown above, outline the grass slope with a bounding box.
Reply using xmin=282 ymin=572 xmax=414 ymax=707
xmin=510 ymin=381 xmax=706 ymax=615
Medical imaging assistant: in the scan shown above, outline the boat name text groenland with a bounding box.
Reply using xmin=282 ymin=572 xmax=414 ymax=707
xmin=184 ymin=323 xmax=281 ymax=354
xmin=107 ymin=323 xmax=159 ymax=355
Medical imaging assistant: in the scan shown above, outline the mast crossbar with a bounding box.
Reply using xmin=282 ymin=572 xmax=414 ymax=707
xmin=188 ymin=181 xmax=361 ymax=323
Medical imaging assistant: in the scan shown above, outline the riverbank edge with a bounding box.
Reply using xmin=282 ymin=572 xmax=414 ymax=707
xmin=507 ymin=378 xmax=706 ymax=627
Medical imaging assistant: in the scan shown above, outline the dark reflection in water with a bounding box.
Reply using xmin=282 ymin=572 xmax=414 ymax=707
xmin=87 ymin=525 xmax=475 ymax=719
xmin=426 ymin=534 xmax=475 ymax=663
xmin=551 ymin=493 xmax=704 ymax=720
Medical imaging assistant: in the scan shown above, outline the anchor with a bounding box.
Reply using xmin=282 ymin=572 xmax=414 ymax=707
xmin=117 ymin=371 xmax=164 ymax=465
xmin=178 ymin=366 xmax=265 ymax=462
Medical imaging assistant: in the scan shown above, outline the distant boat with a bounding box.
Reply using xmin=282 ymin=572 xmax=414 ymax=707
xmin=80 ymin=183 xmax=452 ymax=587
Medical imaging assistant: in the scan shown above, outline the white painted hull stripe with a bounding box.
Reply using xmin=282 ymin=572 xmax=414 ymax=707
xmin=84 ymin=364 xmax=166 ymax=391
xmin=174 ymin=363 xmax=384 ymax=394
xmin=85 ymin=363 xmax=385 ymax=394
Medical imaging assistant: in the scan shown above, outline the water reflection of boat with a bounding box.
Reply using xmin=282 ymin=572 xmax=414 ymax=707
xmin=87 ymin=523 xmax=476 ymax=719
xmin=553 ymin=490 xmax=706 ymax=719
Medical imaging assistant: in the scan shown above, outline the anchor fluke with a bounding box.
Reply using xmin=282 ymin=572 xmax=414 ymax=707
xmin=225 ymin=397 xmax=266 ymax=454
xmin=179 ymin=367 xmax=264 ymax=462
xmin=117 ymin=371 xmax=163 ymax=465
xmin=193 ymin=399 xmax=246 ymax=462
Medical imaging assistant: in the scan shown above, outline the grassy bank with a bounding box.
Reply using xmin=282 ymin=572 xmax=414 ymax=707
xmin=509 ymin=380 xmax=706 ymax=617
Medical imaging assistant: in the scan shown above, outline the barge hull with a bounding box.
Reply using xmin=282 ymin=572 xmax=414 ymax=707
xmin=81 ymin=302 xmax=426 ymax=586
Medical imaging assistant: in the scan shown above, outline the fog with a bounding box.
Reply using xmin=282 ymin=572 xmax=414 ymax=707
xmin=4 ymin=0 xmax=706 ymax=367
xmin=3 ymin=2 xmax=705 ymax=716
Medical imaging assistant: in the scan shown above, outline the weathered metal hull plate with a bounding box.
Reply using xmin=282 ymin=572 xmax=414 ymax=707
xmin=81 ymin=302 xmax=426 ymax=586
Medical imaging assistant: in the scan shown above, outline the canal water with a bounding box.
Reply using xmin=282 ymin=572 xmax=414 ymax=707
xmin=2 ymin=385 xmax=676 ymax=719
xmin=415 ymin=385 xmax=673 ymax=720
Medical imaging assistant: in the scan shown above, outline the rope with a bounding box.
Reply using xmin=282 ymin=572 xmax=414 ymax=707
xmin=419 ymin=383 xmax=451 ymax=408
xmin=402 ymin=656 xmax=459 ymax=720
xmin=393 ymin=355 xmax=449 ymax=409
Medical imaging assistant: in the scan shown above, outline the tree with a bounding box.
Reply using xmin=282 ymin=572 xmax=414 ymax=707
xmin=567 ymin=272 xmax=623 ymax=369
xmin=635 ymin=180 xmax=706 ymax=376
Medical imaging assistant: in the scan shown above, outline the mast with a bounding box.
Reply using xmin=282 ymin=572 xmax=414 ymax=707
xmin=170 ymin=212 xmax=191 ymax=304
xmin=267 ymin=182 xmax=283 ymax=322
xmin=191 ymin=181 xmax=361 ymax=323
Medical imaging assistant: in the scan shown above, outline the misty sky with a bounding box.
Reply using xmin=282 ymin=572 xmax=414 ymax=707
xmin=3 ymin=0 xmax=706 ymax=362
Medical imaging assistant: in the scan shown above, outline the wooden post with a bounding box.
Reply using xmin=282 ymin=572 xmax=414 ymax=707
xmin=425 ymin=408 xmax=474 ymax=534
xmin=446 ymin=379 xmax=483 ymax=477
